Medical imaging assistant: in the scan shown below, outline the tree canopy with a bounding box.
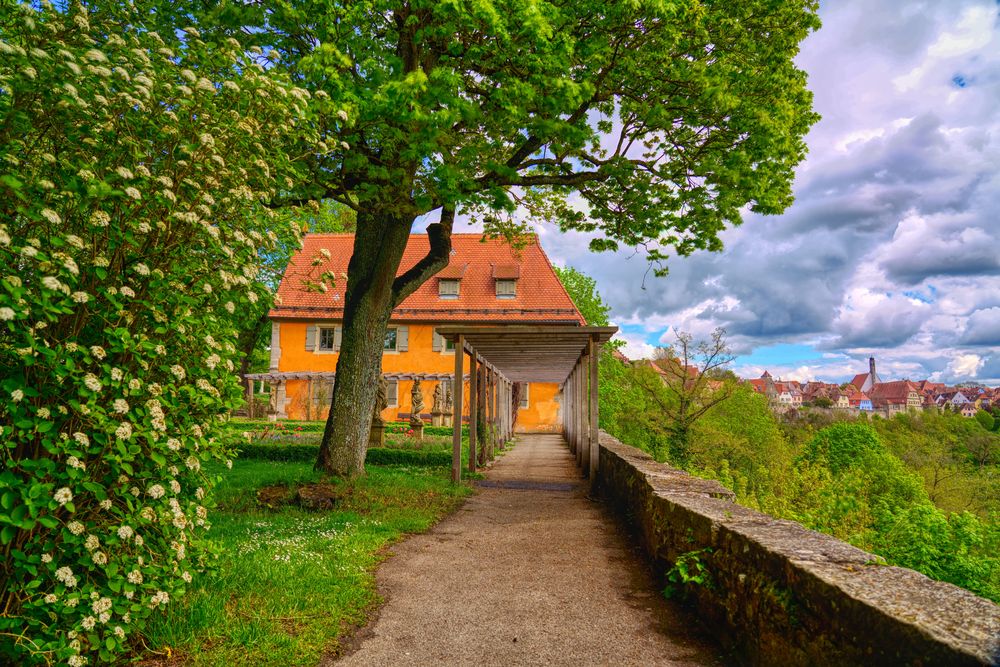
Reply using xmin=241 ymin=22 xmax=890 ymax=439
xmin=135 ymin=0 xmax=822 ymax=476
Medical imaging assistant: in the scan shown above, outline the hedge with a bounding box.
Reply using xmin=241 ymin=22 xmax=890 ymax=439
xmin=237 ymin=443 xmax=452 ymax=467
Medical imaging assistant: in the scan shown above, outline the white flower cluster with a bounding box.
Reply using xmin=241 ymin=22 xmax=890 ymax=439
xmin=149 ymin=590 xmax=169 ymax=608
xmin=55 ymin=566 xmax=78 ymax=588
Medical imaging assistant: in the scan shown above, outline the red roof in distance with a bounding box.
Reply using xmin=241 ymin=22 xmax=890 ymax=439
xmin=270 ymin=233 xmax=586 ymax=324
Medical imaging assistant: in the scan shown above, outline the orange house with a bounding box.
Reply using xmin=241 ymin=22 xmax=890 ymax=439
xmin=260 ymin=233 xmax=586 ymax=431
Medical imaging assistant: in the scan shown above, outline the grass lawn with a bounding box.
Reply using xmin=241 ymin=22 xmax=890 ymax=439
xmin=141 ymin=460 xmax=472 ymax=666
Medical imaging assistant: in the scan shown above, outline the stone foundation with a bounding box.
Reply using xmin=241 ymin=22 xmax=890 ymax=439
xmin=596 ymin=431 xmax=1000 ymax=666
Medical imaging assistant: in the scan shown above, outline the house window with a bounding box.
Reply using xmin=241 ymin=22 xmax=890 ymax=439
xmin=319 ymin=327 xmax=336 ymax=351
xmin=496 ymin=279 xmax=517 ymax=299
xmin=444 ymin=337 xmax=455 ymax=351
xmin=384 ymin=328 xmax=398 ymax=351
xmin=387 ymin=379 xmax=398 ymax=407
xmin=519 ymin=382 xmax=529 ymax=409
xmin=439 ymin=279 xmax=460 ymax=299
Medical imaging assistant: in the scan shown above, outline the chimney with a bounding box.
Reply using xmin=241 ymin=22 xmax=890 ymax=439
xmin=869 ymin=357 xmax=876 ymax=379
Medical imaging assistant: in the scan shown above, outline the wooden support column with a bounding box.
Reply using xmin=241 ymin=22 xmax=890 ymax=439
xmin=563 ymin=380 xmax=569 ymax=442
xmin=468 ymin=350 xmax=478 ymax=474
xmin=569 ymin=366 xmax=577 ymax=458
xmin=487 ymin=368 xmax=495 ymax=460
xmin=477 ymin=366 xmax=486 ymax=465
xmin=567 ymin=370 xmax=575 ymax=452
xmin=576 ymin=358 xmax=585 ymax=467
xmin=584 ymin=359 xmax=590 ymax=468
xmin=565 ymin=373 xmax=573 ymax=451
xmin=588 ymin=335 xmax=600 ymax=482
xmin=504 ymin=380 xmax=511 ymax=443
xmin=452 ymin=336 xmax=465 ymax=483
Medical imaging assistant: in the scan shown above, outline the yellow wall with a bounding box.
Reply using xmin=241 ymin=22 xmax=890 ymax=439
xmin=274 ymin=320 xmax=561 ymax=431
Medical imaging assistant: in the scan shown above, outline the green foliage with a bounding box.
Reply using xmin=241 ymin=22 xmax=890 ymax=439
xmin=553 ymin=266 xmax=610 ymax=326
xmin=802 ymin=422 xmax=884 ymax=474
xmin=0 ymin=5 xmax=313 ymax=664
xmin=151 ymin=0 xmax=821 ymax=260
xmin=663 ymin=548 xmax=714 ymax=600
xmin=237 ymin=443 xmax=451 ymax=467
xmin=975 ymin=409 xmax=995 ymax=432
xmin=602 ymin=371 xmax=1000 ymax=602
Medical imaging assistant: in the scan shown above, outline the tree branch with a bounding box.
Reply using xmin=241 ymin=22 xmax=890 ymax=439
xmin=391 ymin=205 xmax=455 ymax=306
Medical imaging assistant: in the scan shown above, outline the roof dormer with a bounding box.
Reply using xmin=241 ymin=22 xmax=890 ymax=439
xmin=493 ymin=264 xmax=519 ymax=299
xmin=437 ymin=263 xmax=467 ymax=299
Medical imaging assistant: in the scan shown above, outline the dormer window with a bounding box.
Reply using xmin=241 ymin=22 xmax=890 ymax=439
xmin=437 ymin=263 xmax=467 ymax=300
xmin=439 ymin=279 xmax=460 ymax=299
xmin=496 ymin=279 xmax=516 ymax=298
xmin=493 ymin=264 xmax=520 ymax=299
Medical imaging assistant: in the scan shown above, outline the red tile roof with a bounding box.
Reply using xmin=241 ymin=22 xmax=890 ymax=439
xmin=270 ymin=233 xmax=585 ymax=324
xmin=850 ymin=373 xmax=870 ymax=390
xmin=492 ymin=264 xmax=520 ymax=279
xmin=437 ymin=263 xmax=468 ymax=279
xmin=869 ymin=381 xmax=918 ymax=405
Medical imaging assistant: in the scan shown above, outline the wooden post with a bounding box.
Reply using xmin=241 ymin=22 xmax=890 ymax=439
xmin=568 ymin=369 xmax=576 ymax=452
xmin=568 ymin=368 xmax=575 ymax=455
xmin=501 ymin=379 xmax=507 ymax=445
xmin=246 ymin=378 xmax=254 ymax=419
xmin=486 ymin=368 xmax=495 ymax=460
xmin=589 ymin=335 xmax=600 ymax=483
xmin=468 ymin=351 xmax=478 ymax=474
xmin=452 ymin=336 xmax=465 ymax=483
xmin=477 ymin=366 xmax=486 ymax=465
xmin=576 ymin=357 xmax=584 ymax=466
xmin=583 ymin=358 xmax=590 ymax=468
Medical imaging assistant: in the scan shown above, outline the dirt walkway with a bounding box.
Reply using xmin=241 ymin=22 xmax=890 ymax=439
xmin=334 ymin=434 xmax=724 ymax=666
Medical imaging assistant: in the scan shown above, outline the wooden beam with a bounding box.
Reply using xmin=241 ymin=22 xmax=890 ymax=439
xmin=452 ymin=335 xmax=465 ymax=484
xmin=589 ymin=335 xmax=600 ymax=483
xmin=468 ymin=350 xmax=478 ymax=474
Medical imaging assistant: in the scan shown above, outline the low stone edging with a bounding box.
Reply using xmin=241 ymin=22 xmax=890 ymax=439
xmin=596 ymin=430 xmax=1000 ymax=666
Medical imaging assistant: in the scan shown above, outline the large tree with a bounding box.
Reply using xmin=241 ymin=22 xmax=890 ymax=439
xmin=157 ymin=0 xmax=820 ymax=476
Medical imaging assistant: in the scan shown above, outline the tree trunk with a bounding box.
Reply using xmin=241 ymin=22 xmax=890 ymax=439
xmin=315 ymin=212 xmax=413 ymax=476
xmin=238 ymin=311 xmax=269 ymax=382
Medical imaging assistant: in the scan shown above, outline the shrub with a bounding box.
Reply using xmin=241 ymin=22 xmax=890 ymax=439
xmin=236 ymin=443 xmax=451 ymax=467
xmin=0 ymin=5 xmax=312 ymax=664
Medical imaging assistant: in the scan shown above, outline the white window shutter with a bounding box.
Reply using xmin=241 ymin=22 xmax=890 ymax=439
xmin=305 ymin=324 xmax=318 ymax=351
xmin=397 ymin=326 xmax=408 ymax=351
xmin=432 ymin=328 xmax=442 ymax=352
xmin=334 ymin=326 xmax=342 ymax=351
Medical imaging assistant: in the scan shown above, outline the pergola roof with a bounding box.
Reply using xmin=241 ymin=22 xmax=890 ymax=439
xmin=437 ymin=325 xmax=618 ymax=384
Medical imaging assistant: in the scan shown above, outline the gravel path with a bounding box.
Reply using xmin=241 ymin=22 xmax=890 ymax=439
xmin=333 ymin=434 xmax=724 ymax=666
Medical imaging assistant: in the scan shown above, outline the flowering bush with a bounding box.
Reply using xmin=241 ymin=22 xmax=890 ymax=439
xmin=0 ymin=4 xmax=316 ymax=664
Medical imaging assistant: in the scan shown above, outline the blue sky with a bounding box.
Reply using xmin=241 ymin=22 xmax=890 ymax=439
xmin=443 ymin=0 xmax=1000 ymax=385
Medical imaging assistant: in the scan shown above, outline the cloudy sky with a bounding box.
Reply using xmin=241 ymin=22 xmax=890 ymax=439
xmin=451 ymin=0 xmax=1000 ymax=385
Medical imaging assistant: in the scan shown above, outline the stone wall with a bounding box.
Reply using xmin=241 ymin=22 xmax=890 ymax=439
xmin=596 ymin=431 xmax=1000 ymax=666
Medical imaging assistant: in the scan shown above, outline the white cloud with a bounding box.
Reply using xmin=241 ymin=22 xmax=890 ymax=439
xmin=946 ymin=353 xmax=984 ymax=378
xmin=614 ymin=332 xmax=655 ymax=361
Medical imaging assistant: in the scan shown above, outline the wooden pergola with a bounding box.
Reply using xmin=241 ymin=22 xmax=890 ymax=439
xmin=437 ymin=325 xmax=618 ymax=483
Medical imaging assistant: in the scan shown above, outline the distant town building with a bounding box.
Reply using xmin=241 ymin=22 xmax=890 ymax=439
xmin=850 ymin=357 xmax=881 ymax=394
